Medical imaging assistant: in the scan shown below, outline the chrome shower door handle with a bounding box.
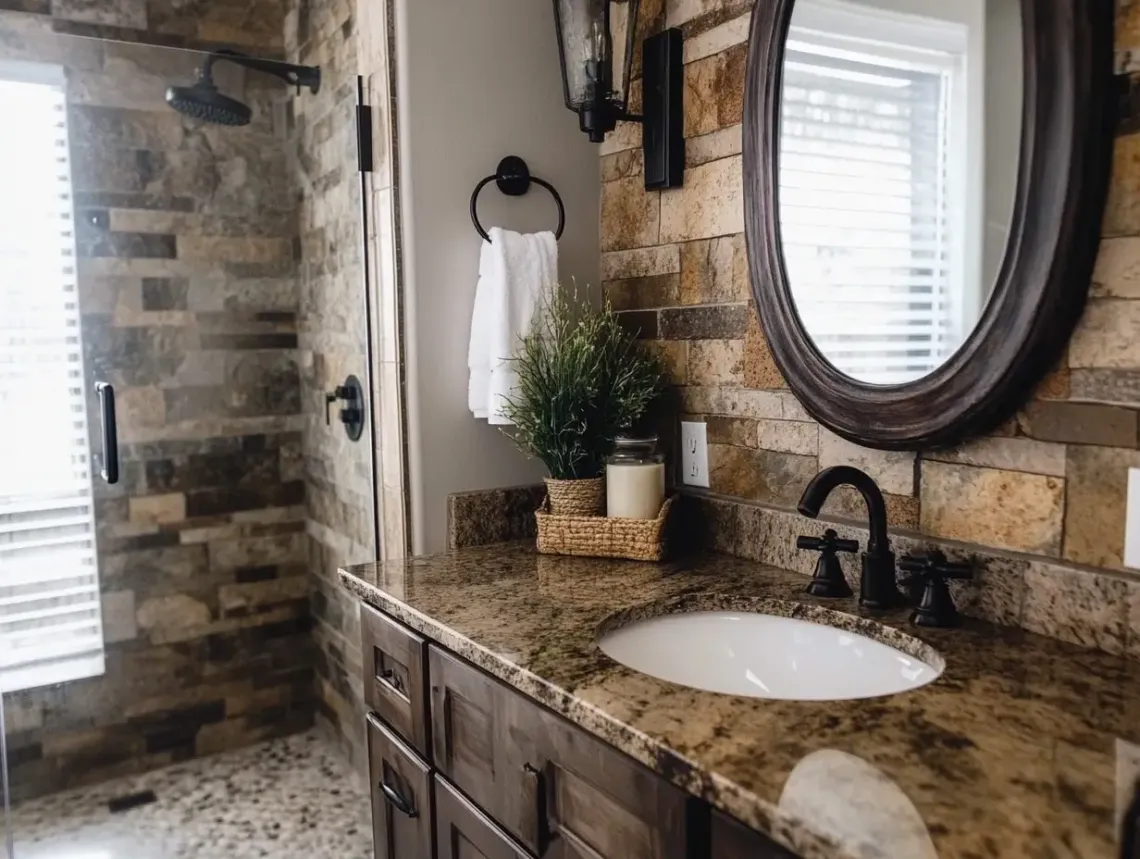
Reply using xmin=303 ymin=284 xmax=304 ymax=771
xmin=95 ymin=382 xmax=119 ymax=485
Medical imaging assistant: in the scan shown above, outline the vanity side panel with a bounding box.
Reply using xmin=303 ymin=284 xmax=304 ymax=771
xmin=711 ymin=809 xmax=799 ymax=858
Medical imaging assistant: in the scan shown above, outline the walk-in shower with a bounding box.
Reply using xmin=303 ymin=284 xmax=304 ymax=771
xmin=1 ymin=16 xmax=377 ymax=859
xmin=166 ymin=49 xmax=321 ymax=126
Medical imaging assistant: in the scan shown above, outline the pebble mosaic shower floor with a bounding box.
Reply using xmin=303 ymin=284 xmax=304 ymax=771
xmin=3 ymin=731 xmax=372 ymax=859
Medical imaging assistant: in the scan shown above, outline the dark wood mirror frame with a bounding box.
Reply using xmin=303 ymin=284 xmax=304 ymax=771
xmin=743 ymin=0 xmax=1117 ymax=450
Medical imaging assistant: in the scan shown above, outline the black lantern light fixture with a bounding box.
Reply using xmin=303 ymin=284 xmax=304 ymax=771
xmin=553 ymin=0 xmax=684 ymax=189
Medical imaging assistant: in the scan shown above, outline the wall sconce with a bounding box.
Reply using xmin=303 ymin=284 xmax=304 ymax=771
xmin=552 ymin=0 xmax=684 ymax=189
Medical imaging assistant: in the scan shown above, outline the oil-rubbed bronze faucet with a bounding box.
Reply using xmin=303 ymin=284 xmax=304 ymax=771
xmin=796 ymin=466 xmax=901 ymax=609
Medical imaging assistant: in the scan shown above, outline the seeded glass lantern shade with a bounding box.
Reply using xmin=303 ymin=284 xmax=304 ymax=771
xmin=553 ymin=0 xmax=640 ymax=142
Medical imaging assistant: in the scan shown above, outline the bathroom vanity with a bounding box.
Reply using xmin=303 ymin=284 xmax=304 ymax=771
xmin=357 ymin=599 xmax=790 ymax=858
xmin=341 ymin=542 xmax=1140 ymax=858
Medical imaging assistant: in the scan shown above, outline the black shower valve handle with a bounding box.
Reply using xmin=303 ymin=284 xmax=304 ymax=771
xmin=796 ymin=529 xmax=859 ymax=555
xmin=324 ymin=384 xmax=357 ymax=426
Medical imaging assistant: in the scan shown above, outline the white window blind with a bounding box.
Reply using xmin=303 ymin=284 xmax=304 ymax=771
xmin=780 ymin=19 xmax=965 ymax=385
xmin=0 ymin=61 xmax=104 ymax=694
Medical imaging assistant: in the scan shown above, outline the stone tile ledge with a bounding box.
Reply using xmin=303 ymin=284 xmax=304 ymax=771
xmin=447 ymin=483 xmax=546 ymax=550
xmin=445 ymin=486 xmax=1140 ymax=659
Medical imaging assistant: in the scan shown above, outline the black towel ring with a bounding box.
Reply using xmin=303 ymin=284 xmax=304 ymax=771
xmin=469 ymin=155 xmax=565 ymax=242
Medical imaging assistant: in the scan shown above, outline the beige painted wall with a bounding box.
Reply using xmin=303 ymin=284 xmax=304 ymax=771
xmin=396 ymin=0 xmax=601 ymax=553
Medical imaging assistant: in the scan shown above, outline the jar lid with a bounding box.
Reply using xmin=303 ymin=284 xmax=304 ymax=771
xmin=607 ymin=435 xmax=663 ymax=464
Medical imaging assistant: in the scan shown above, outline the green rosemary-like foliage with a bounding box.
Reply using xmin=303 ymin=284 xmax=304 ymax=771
xmin=502 ymin=288 xmax=662 ymax=480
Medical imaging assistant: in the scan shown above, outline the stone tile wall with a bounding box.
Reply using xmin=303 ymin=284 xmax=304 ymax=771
xmin=2 ymin=0 xmax=287 ymax=53
xmin=1 ymin=12 xmax=314 ymax=801
xmin=601 ymin=0 xmax=1140 ymax=648
xmin=284 ymin=0 xmax=377 ymax=776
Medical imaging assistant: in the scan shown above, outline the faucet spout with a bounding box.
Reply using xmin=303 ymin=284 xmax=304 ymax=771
xmin=797 ymin=465 xmax=900 ymax=609
xmin=798 ymin=465 xmax=889 ymax=554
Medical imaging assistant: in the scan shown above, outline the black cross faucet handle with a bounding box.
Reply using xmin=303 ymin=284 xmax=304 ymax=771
xmin=796 ymin=529 xmax=859 ymax=555
xmin=898 ymin=550 xmax=973 ymax=584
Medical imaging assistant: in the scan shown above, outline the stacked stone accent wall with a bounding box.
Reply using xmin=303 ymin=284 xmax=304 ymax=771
xmin=285 ymin=0 xmax=376 ymax=776
xmin=602 ymin=0 xmax=1140 ymax=651
xmin=1 ymin=8 xmax=315 ymax=801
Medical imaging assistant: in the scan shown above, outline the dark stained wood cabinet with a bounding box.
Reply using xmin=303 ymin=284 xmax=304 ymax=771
xmin=428 ymin=646 xmax=545 ymax=852
xmin=361 ymin=603 xmax=430 ymax=757
xmin=366 ymin=714 xmax=433 ymax=859
xmin=503 ymin=685 xmax=689 ymax=859
xmin=361 ymin=604 xmax=800 ymax=859
xmin=711 ymin=809 xmax=799 ymax=858
xmin=435 ymin=775 xmax=532 ymax=859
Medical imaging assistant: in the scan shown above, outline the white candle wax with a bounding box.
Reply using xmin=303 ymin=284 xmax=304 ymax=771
xmin=606 ymin=462 xmax=666 ymax=519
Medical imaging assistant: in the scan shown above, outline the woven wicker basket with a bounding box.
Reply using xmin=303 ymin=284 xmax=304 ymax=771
xmin=536 ymin=496 xmax=674 ymax=562
xmin=544 ymin=476 xmax=606 ymax=516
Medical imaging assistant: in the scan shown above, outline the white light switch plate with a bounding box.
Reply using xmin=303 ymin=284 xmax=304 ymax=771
xmin=1126 ymin=468 xmax=1140 ymax=570
xmin=681 ymin=421 xmax=710 ymax=488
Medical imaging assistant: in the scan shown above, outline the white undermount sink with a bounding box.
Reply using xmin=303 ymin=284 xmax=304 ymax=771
xmin=597 ymin=607 xmax=943 ymax=701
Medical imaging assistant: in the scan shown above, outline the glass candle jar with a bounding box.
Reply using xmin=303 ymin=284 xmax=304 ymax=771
xmin=605 ymin=436 xmax=666 ymax=520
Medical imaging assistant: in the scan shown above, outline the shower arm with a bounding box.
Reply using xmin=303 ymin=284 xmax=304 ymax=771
xmin=204 ymin=49 xmax=321 ymax=94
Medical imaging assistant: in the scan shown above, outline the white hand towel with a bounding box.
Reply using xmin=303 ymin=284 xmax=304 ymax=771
xmin=467 ymin=227 xmax=558 ymax=424
xmin=466 ymin=238 xmax=499 ymax=418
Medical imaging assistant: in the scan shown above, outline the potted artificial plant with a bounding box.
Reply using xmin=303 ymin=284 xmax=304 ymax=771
xmin=503 ymin=288 xmax=662 ymax=516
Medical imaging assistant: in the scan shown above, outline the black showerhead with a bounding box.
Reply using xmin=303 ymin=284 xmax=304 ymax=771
xmin=166 ymin=49 xmax=320 ymax=127
xmin=166 ymin=76 xmax=252 ymax=126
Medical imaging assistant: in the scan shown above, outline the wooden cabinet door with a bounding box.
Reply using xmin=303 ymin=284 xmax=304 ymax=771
xmin=435 ymin=776 xmax=532 ymax=859
xmin=710 ymin=810 xmax=799 ymax=858
xmin=429 ymin=646 xmax=541 ymax=849
xmin=504 ymin=691 xmax=690 ymax=859
xmin=367 ymin=714 xmax=433 ymax=859
xmin=431 ymin=645 xmax=691 ymax=858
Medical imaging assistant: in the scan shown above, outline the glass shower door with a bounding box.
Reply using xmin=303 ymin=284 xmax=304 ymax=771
xmin=1 ymin=699 xmax=10 ymax=859
xmin=0 ymin=23 xmax=377 ymax=859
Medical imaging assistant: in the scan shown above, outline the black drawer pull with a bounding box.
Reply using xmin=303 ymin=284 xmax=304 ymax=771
xmin=524 ymin=762 xmax=552 ymax=852
xmin=380 ymin=780 xmax=417 ymax=818
xmin=379 ymin=667 xmax=403 ymax=693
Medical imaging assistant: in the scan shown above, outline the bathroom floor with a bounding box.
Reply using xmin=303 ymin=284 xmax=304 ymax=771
xmin=4 ymin=731 xmax=372 ymax=859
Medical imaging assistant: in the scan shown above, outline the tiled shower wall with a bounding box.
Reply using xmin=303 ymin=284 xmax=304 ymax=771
xmin=1 ymin=7 xmax=314 ymax=800
xmin=602 ymin=0 xmax=1140 ymax=651
xmin=285 ymin=0 xmax=376 ymax=774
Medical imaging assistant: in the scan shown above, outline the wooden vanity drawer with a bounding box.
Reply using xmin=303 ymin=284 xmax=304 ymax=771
xmin=361 ymin=603 xmax=429 ymax=757
xmin=429 ymin=644 xmax=690 ymax=859
xmin=367 ymin=714 xmax=433 ymax=859
xmin=435 ymin=776 xmax=531 ymax=859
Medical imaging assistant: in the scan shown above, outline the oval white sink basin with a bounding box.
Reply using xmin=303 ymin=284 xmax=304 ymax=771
xmin=597 ymin=609 xmax=942 ymax=701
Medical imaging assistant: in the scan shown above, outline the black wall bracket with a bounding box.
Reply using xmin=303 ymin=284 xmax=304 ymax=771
xmin=642 ymin=28 xmax=685 ymax=190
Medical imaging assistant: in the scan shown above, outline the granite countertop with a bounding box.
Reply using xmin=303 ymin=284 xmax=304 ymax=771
xmin=340 ymin=543 xmax=1140 ymax=859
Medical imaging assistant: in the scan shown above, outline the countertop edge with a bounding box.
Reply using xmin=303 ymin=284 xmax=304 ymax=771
xmin=338 ymin=566 xmax=846 ymax=859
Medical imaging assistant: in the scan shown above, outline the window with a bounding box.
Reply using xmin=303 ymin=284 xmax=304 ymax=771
xmin=780 ymin=1 xmax=971 ymax=385
xmin=0 ymin=60 xmax=104 ymax=694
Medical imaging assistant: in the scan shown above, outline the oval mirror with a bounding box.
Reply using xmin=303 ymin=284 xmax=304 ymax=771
xmin=744 ymin=0 xmax=1115 ymax=449
xmin=780 ymin=0 xmax=1022 ymax=386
